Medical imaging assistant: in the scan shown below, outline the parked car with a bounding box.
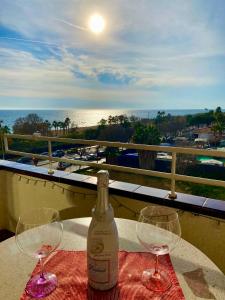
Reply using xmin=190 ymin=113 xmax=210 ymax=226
xmin=40 ymin=152 xmax=49 ymax=156
xmin=87 ymin=153 xmax=97 ymax=161
xmin=16 ymin=157 xmax=33 ymax=164
xmin=73 ymin=155 xmax=81 ymax=160
xmin=57 ymin=161 xmax=72 ymax=170
xmin=97 ymin=149 xmax=106 ymax=158
xmin=52 ymin=150 xmax=65 ymax=157
xmin=81 ymin=154 xmax=97 ymax=161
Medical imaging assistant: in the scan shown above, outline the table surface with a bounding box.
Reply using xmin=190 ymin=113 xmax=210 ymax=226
xmin=0 ymin=217 xmax=225 ymax=300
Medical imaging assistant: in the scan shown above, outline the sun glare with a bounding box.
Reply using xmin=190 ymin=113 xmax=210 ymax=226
xmin=88 ymin=14 xmax=105 ymax=34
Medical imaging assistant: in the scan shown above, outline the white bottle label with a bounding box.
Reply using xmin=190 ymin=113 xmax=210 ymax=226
xmin=88 ymin=255 xmax=110 ymax=284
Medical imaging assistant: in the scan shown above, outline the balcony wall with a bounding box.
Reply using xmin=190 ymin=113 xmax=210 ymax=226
xmin=0 ymin=168 xmax=225 ymax=274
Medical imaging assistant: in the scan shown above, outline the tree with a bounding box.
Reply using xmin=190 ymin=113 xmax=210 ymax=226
xmin=154 ymin=112 xmax=187 ymax=138
xmin=57 ymin=121 xmax=64 ymax=135
xmin=108 ymin=115 xmax=113 ymax=125
xmin=118 ymin=115 xmax=130 ymax=128
xmin=13 ymin=114 xmax=44 ymax=135
xmin=62 ymin=122 xmax=67 ymax=135
xmin=84 ymin=128 xmax=98 ymax=140
xmin=155 ymin=111 xmax=166 ymax=126
xmin=64 ymin=117 xmax=71 ymax=133
xmin=129 ymin=115 xmax=139 ymax=125
xmin=212 ymin=107 xmax=225 ymax=138
xmin=52 ymin=120 xmax=58 ymax=135
xmin=187 ymin=110 xmax=214 ymax=127
xmin=98 ymin=118 xmax=107 ymax=128
xmin=43 ymin=120 xmax=51 ymax=136
xmin=132 ymin=122 xmax=161 ymax=170
xmin=98 ymin=124 xmax=133 ymax=142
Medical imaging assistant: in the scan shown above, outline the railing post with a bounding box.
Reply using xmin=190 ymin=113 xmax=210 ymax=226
xmin=168 ymin=152 xmax=177 ymax=199
xmin=48 ymin=140 xmax=54 ymax=175
xmin=2 ymin=134 xmax=9 ymax=160
xmin=4 ymin=134 xmax=8 ymax=152
xmin=1 ymin=134 xmax=5 ymax=160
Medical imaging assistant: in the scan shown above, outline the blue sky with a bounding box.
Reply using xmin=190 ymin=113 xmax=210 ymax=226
xmin=0 ymin=0 xmax=225 ymax=109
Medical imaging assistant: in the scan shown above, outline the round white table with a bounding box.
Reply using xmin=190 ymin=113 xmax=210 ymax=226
xmin=0 ymin=218 xmax=225 ymax=300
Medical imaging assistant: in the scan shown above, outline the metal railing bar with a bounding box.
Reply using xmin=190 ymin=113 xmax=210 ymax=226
xmin=6 ymin=149 xmax=172 ymax=179
xmin=47 ymin=140 xmax=54 ymax=174
xmin=169 ymin=152 xmax=177 ymax=199
xmin=8 ymin=148 xmax=225 ymax=188
xmin=94 ymin=164 xmax=171 ymax=179
xmin=174 ymin=174 xmax=225 ymax=188
xmin=5 ymin=133 xmax=225 ymax=158
xmin=5 ymin=134 xmax=225 ymax=197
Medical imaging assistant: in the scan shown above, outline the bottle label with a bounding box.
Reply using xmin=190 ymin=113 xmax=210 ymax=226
xmin=88 ymin=255 xmax=110 ymax=284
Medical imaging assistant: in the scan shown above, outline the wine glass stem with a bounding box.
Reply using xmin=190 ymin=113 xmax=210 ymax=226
xmin=154 ymin=255 xmax=159 ymax=277
xmin=39 ymin=258 xmax=45 ymax=279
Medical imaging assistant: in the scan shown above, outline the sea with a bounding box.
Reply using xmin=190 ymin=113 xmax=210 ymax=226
xmin=0 ymin=109 xmax=206 ymax=130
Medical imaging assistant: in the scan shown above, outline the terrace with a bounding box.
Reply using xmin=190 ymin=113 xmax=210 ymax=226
xmin=0 ymin=133 xmax=225 ymax=275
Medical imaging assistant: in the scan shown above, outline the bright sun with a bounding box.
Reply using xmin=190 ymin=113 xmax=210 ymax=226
xmin=88 ymin=14 xmax=105 ymax=34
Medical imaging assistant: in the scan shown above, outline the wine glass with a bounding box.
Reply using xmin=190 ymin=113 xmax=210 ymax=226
xmin=16 ymin=207 xmax=63 ymax=298
xmin=136 ymin=205 xmax=181 ymax=292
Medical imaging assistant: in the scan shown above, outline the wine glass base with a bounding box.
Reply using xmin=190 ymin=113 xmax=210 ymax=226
xmin=25 ymin=272 xmax=58 ymax=298
xmin=142 ymin=269 xmax=172 ymax=292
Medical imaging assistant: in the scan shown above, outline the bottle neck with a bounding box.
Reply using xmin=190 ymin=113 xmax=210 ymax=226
xmin=96 ymin=186 xmax=109 ymax=214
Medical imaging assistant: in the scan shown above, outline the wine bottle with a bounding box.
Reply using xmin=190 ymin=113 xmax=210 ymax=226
xmin=87 ymin=170 xmax=119 ymax=290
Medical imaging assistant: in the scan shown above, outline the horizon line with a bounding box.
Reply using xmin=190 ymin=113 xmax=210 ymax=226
xmin=0 ymin=107 xmax=213 ymax=111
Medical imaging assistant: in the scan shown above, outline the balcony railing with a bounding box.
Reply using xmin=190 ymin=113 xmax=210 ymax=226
xmin=3 ymin=133 xmax=225 ymax=199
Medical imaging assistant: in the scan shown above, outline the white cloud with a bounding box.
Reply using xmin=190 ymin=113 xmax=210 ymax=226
xmin=0 ymin=47 xmax=157 ymax=105
xmin=1 ymin=0 xmax=224 ymax=56
xmin=0 ymin=0 xmax=225 ymax=108
xmin=136 ymin=76 xmax=216 ymax=88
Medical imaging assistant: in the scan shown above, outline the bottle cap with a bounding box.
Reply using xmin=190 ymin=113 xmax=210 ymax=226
xmin=97 ymin=170 xmax=109 ymax=188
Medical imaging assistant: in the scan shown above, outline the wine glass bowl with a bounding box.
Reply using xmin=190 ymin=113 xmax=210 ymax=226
xmin=16 ymin=207 xmax=63 ymax=299
xmin=136 ymin=206 xmax=181 ymax=292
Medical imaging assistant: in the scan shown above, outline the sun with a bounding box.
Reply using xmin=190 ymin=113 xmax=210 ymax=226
xmin=88 ymin=14 xmax=105 ymax=34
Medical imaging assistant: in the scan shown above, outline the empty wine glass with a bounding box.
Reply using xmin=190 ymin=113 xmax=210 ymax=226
xmin=16 ymin=207 xmax=63 ymax=298
xmin=136 ymin=206 xmax=181 ymax=292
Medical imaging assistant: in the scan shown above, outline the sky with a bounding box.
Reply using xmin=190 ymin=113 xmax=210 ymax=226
xmin=0 ymin=0 xmax=225 ymax=110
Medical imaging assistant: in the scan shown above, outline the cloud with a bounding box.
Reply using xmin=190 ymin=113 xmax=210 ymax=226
xmin=0 ymin=0 xmax=225 ymax=108
xmin=1 ymin=0 xmax=224 ymax=56
xmin=136 ymin=76 xmax=216 ymax=88
xmin=0 ymin=47 xmax=157 ymax=106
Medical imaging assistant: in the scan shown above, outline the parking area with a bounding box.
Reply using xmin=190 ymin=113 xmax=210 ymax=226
xmin=37 ymin=155 xmax=106 ymax=172
xmin=14 ymin=146 xmax=107 ymax=173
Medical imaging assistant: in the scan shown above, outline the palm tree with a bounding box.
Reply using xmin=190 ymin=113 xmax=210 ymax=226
xmin=64 ymin=117 xmax=71 ymax=134
xmin=52 ymin=121 xmax=58 ymax=135
xmin=132 ymin=122 xmax=161 ymax=170
xmin=44 ymin=120 xmax=52 ymax=136
xmin=57 ymin=121 xmax=64 ymax=135
xmin=61 ymin=122 xmax=67 ymax=135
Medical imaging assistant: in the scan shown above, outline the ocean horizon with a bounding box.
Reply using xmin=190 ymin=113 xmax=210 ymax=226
xmin=0 ymin=108 xmax=208 ymax=130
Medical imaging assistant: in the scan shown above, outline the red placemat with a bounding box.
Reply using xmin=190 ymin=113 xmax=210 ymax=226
xmin=20 ymin=250 xmax=185 ymax=300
